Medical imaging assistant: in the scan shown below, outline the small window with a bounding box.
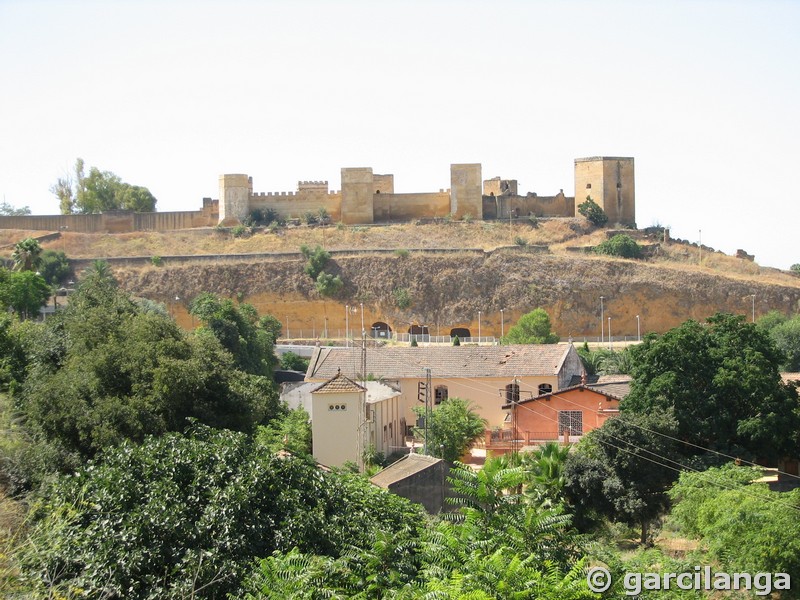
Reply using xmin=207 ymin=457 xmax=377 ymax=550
xmin=328 ymin=404 xmax=347 ymax=411
xmin=538 ymin=383 xmax=553 ymax=396
xmin=505 ymin=383 xmax=520 ymax=403
xmin=586 ymin=183 xmax=592 ymax=189
xmin=435 ymin=385 xmax=448 ymax=405
xmin=558 ymin=410 xmax=583 ymax=436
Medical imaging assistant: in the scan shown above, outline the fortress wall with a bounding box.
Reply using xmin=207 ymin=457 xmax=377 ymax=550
xmin=0 ymin=214 xmax=104 ymax=233
xmin=373 ymin=174 xmax=394 ymax=194
xmin=489 ymin=194 xmax=575 ymax=219
xmin=134 ymin=210 xmax=215 ymax=231
xmin=249 ymin=191 xmax=343 ymax=222
xmin=373 ymin=192 xmax=451 ymax=221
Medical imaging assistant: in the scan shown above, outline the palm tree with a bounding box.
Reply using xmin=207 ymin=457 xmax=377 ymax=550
xmin=520 ymin=442 xmax=571 ymax=505
xmin=11 ymin=237 xmax=42 ymax=271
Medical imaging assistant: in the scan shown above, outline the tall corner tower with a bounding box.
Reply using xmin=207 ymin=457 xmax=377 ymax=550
xmin=574 ymin=157 xmax=635 ymax=226
xmin=218 ymin=174 xmax=252 ymax=225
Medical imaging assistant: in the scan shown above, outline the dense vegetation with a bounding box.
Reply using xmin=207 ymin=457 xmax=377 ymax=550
xmin=2 ymin=247 xmax=800 ymax=598
xmin=52 ymin=158 xmax=157 ymax=214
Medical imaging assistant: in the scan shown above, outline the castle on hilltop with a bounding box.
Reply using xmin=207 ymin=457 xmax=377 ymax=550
xmin=220 ymin=157 xmax=635 ymax=226
xmin=0 ymin=157 xmax=634 ymax=234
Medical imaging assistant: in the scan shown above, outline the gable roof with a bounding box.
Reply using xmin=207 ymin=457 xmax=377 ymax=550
xmin=311 ymin=370 xmax=366 ymax=394
xmin=502 ymin=383 xmax=623 ymax=409
xmin=307 ymin=345 xmax=576 ymax=381
xmin=370 ymin=453 xmax=444 ymax=488
xmin=568 ymin=374 xmax=632 ymax=400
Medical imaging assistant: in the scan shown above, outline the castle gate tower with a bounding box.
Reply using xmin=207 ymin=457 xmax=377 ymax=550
xmin=574 ymin=157 xmax=635 ymax=226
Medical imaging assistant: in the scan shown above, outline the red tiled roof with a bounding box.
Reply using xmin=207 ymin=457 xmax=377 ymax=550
xmin=307 ymin=345 xmax=575 ymax=380
xmin=311 ymin=370 xmax=366 ymax=394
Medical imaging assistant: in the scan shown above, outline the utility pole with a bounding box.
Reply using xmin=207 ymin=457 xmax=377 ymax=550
xmin=424 ymin=367 xmax=432 ymax=455
xmin=358 ymin=329 xmax=367 ymax=471
xmin=600 ymin=296 xmax=604 ymax=344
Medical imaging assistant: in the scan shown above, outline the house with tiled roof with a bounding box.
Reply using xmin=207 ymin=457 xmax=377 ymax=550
xmin=310 ymin=371 xmax=369 ymax=467
xmin=486 ymin=376 xmax=624 ymax=456
xmin=305 ymin=344 xmax=585 ymax=430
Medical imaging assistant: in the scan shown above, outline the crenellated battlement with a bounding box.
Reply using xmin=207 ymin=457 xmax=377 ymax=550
xmin=217 ymin=157 xmax=634 ymax=226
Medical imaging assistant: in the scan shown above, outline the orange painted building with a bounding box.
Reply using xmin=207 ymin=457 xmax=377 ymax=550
xmin=486 ymin=380 xmax=627 ymax=456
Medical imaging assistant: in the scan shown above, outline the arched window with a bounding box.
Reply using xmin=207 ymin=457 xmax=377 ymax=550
xmin=505 ymin=382 xmax=520 ymax=403
xmin=435 ymin=385 xmax=448 ymax=405
xmin=538 ymin=383 xmax=553 ymax=396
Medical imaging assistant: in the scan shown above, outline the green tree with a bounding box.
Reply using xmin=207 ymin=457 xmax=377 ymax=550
xmin=315 ymin=272 xmax=343 ymax=297
xmin=669 ymin=464 xmax=800 ymax=583
xmin=17 ymin=426 xmax=424 ymax=599
xmin=190 ymin=293 xmax=278 ymax=376
xmin=503 ymin=308 xmax=559 ymax=344
xmin=19 ymin=281 xmax=279 ymax=460
xmin=10 ymin=237 xmax=42 ymax=271
xmin=564 ymin=411 xmax=680 ymax=544
xmin=594 ymin=233 xmax=642 ymax=259
xmin=452 ymin=334 xmax=460 ymax=346
xmin=0 ymin=270 xmax=50 ymax=319
xmin=38 ymin=249 xmax=71 ymax=286
xmin=300 ymin=244 xmax=330 ymax=280
xmin=51 ymin=158 xmax=157 ymax=214
xmin=622 ymin=312 xmax=800 ymax=462
xmin=0 ymin=201 xmax=31 ymax=216
xmin=790 ymin=263 xmax=800 ymax=273
xmin=413 ymin=397 xmax=486 ymax=463
xmin=770 ymin=316 xmax=800 ymax=371
xmin=577 ymin=195 xmax=608 ymax=227
xmin=256 ymin=407 xmax=312 ymax=456
xmin=280 ymin=351 xmax=309 ymax=372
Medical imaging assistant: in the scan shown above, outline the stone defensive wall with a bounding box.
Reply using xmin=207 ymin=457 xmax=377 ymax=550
xmin=482 ymin=192 xmax=575 ymax=219
xmin=249 ymin=189 xmax=343 ymax=222
xmin=373 ymin=192 xmax=451 ymax=221
xmin=0 ymin=199 xmax=218 ymax=233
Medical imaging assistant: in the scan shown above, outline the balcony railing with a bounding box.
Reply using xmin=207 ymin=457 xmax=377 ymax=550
xmin=486 ymin=429 xmax=582 ymax=447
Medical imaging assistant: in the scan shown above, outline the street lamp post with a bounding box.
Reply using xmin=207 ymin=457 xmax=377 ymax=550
xmin=600 ymin=296 xmax=605 ymax=344
xmin=751 ymin=294 xmax=756 ymax=323
xmin=500 ymin=309 xmax=504 ymax=340
xmin=608 ymin=316 xmax=612 ymax=350
xmin=345 ymin=305 xmax=349 ymax=347
xmin=360 ymin=303 xmax=364 ymax=337
xmin=478 ymin=310 xmax=481 ymax=344
xmin=636 ymin=314 xmax=641 ymax=342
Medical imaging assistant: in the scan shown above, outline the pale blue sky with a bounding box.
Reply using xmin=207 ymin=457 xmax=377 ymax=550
xmin=1 ymin=1 xmax=798 ymax=269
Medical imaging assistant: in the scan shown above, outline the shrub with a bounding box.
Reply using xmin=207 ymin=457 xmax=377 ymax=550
xmin=393 ymin=249 xmax=410 ymax=259
xmin=315 ymin=272 xmax=343 ymax=297
xmin=462 ymin=213 xmax=473 ymax=223
xmin=514 ymin=236 xmax=528 ymax=247
xmin=150 ymin=255 xmax=163 ymax=266
xmin=393 ymin=287 xmax=412 ymax=310
xmin=594 ymin=234 xmax=642 ymax=259
xmin=300 ymin=245 xmax=330 ymax=280
xmin=410 ymin=337 xmax=418 ymax=347
xmin=231 ymin=224 xmax=248 ymax=238
xmin=791 ymin=264 xmax=800 ymax=273
xmin=452 ymin=335 xmax=461 ymax=346
xmin=577 ymin=195 xmax=608 ymax=227
xmin=528 ymin=214 xmax=539 ymax=228
xmin=301 ymin=211 xmax=318 ymax=225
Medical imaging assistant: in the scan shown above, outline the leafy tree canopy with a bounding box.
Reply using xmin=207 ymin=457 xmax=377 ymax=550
xmin=0 ymin=269 xmax=50 ymax=319
xmin=279 ymin=351 xmax=309 ymax=372
xmin=413 ymin=397 xmax=486 ymax=463
xmin=18 ymin=426 xmax=424 ymax=599
xmin=622 ymin=312 xmax=800 ymax=462
xmin=19 ymin=279 xmax=280 ymax=459
xmin=38 ymin=249 xmax=71 ymax=286
xmin=791 ymin=263 xmax=800 ymax=273
xmin=0 ymin=201 xmax=31 ymax=216
xmin=564 ymin=410 xmax=680 ymax=544
xmin=577 ymin=195 xmax=608 ymax=227
xmin=300 ymin=244 xmax=330 ymax=280
xmin=51 ymin=157 xmax=157 ymax=214
xmin=189 ymin=292 xmax=278 ymax=376
xmin=503 ymin=308 xmax=559 ymax=344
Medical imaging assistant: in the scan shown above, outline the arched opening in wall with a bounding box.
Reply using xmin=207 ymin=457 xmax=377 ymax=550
xmin=450 ymin=327 xmax=470 ymax=340
xmin=538 ymin=383 xmax=553 ymax=396
xmin=371 ymin=321 xmax=392 ymax=339
xmin=408 ymin=324 xmax=429 ymax=343
xmin=434 ymin=385 xmax=448 ymax=405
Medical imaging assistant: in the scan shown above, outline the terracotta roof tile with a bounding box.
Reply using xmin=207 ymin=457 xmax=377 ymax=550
xmin=311 ymin=370 xmax=367 ymax=394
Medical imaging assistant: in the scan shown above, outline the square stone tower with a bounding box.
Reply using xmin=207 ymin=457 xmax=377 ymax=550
xmin=341 ymin=168 xmax=375 ymax=224
xmin=450 ymin=164 xmax=483 ymax=219
xmin=218 ymin=174 xmax=252 ymax=225
xmin=574 ymin=157 xmax=635 ymax=226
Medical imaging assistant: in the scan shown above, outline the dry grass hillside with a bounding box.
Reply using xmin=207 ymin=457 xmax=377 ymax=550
xmin=3 ymin=220 xmax=799 ymax=338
